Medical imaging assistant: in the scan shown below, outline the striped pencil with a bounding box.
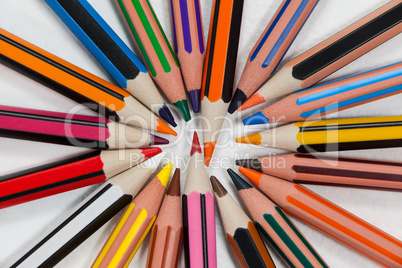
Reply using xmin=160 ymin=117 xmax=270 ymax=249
xmin=0 ymin=105 xmax=169 ymax=148
xmin=236 ymin=153 xmax=402 ymax=191
xmin=0 ymin=147 xmax=161 ymax=209
xmin=0 ymin=28 xmax=176 ymax=135
xmin=182 ymin=131 xmax=216 ymax=267
xmin=210 ymin=176 xmax=276 ymax=268
xmin=92 ymin=162 xmax=173 ymax=268
xmin=228 ymin=0 xmax=319 ymax=113
xmin=227 ymin=169 xmax=328 ymax=268
xmin=240 ymin=0 xmax=402 ymax=111
xmin=45 ymin=0 xmax=176 ymax=127
xmin=168 ymin=0 xmax=205 ymax=113
xmin=244 ymin=62 xmax=402 ymax=125
xmin=115 ymin=0 xmax=191 ymax=121
xmin=146 ymin=168 xmax=182 ymax=268
xmin=202 ymin=0 xmax=244 ymax=166
xmin=8 ymin=155 xmax=163 ymax=268
xmin=237 ymin=115 xmax=402 ymax=153
xmin=239 ymin=168 xmax=402 ymax=267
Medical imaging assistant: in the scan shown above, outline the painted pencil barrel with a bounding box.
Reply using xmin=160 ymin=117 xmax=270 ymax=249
xmin=259 ymin=178 xmax=402 ymax=267
xmin=9 ymin=182 xmax=133 ymax=268
xmin=290 ymin=0 xmax=402 ymax=88
xmin=115 ymin=0 xmax=191 ymax=121
xmin=263 ymin=62 xmax=402 ymax=123
xmin=230 ymin=0 xmax=318 ymax=113
xmin=169 ymin=0 xmax=205 ymax=113
xmin=182 ymin=191 xmax=216 ymax=268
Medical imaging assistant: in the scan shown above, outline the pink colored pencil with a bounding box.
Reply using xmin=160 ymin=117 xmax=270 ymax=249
xmin=146 ymin=168 xmax=183 ymax=268
xmin=228 ymin=169 xmax=328 ymax=267
xmin=240 ymin=168 xmax=402 ymax=267
xmin=237 ymin=153 xmax=402 ymax=191
xmin=182 ymin=132 xmax=217 ymax=268
xmin=168 ymin=0 xmax=205 ymax=113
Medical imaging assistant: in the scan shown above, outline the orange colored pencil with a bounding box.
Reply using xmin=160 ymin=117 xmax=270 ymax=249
xmin=240 ymin=168 xmax=402 ymax=267
xmin=146 ymin=168 xmax=182 ymax=268
xmin=115 ymin=0 xmax=191 ymax=121
xmin=240 ymin=0 xmax=402 ymax=111
xmin=201 ymin=0 xmax=244 ymax=166
xmin=0 ymin=28 xmax=176 ymax=135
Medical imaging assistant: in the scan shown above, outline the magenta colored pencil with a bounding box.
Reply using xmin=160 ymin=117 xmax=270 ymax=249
xmin=182 ymin=132 xmax=217 ymax=268
xmin=0 ymin=105 xmax=168 ymax=149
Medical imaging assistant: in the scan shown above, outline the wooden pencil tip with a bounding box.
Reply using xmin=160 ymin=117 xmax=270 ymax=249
xmin=227 ymin=168 xmax=252 ymax=190
xmin=167 ymin=168 xmax=181 ymax=197
xmin=238 ymin=166 xmax=263 ymax=186
xmin=204 ymin=141 xmax=216 ymax=166
xmin=210 ymin=176 xmax=227 ymax=197
xmin=156 ymin=119 xmax=177 ymax=136
xmin=190 ymin=131 xmax=202 ymax=156
xmin=235 ymin=133 xmax=262 ymax=145
xmin=235 ymin=159 xmax=262 ymax=172
xmin=238 ymin=93 xmax=265 ymax=111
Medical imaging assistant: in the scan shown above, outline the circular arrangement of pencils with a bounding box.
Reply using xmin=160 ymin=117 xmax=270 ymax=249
xmin=0 ymin=0 xmax=401 ymax=267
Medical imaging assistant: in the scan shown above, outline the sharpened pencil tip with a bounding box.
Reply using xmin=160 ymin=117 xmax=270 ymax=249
xmin=173 ymin=100 xmax=191 ymax=121
xmin=204 ymin=141 xmax=216 ymax=167
xmin=235 ymin=133 xmax=262 ymax=145
xmin=235 ymin=159 xmax=262 ymax=172
xmin=167 ymin=168 xmax=181 ymax=196
xmin=150 ymin=134 xmax=170 ymax=145
xmin=227 ymin=168 xmax=252 ymax=190
xmin=191 ymin=131 xmax=202 ymax=156
xmin=157 ymin=162 xmax=174 ymax=187
xmin=189 ymin=89 xmax=201 ymax=113
xmin=156 ymin=119 xmax=177 ymax=136
xmin=141 ymin=147 xmax=162 ymax=160
xmin=210 ymin=176 xmax=227 ymax=197
xmin=238 ymin=166 xmax=263 ymax=186
xmin=228 ymin=89 xmax=247 ymax=114
xmin=243 ymin=112 xmax=269 ymax=125
xmin=158 ymin=105 xmax=177 ymax=127
xmin=238 ymin=94 xmax=265 ymax=111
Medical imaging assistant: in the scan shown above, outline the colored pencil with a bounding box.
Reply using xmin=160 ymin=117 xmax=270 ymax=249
xmin=239 ymin=0 xmax=402 ymax=111
xmin=236 ymin=153 xmax=402 ymax=191
xmin=237 ymin=115 xmax=402 ymax=153
xmin=228 ymin=0 xmax=319 ymax=113
xmin=168 ymin=0 xmax=205 ymax=113
xmin=244 ymin=62 xmax=402 ymax=125
xmin=146 ymin=168 xmax=182 ymax=268
xmin=210 ymin=176 xmax=276 ymax=268
xmin=0 ymin=28 xmax=176 ymax=135
xmin=0 ymin=147 xmax=161 ymax=209
xmin=92 ymin=162 xmax=173 ymax=268
xmin=45 ymin=0 xmax=176 ymax=127
xmin=115 ymin=0 xmax=191 ymax=121
xmin=0 ymin=104 xmax=169 ymax=148
xmin=227 ymin=169 xmax=328 ymax=268
xmin=201 ymin=0 xmax=244 ymax=166
xmin=182 ymin=131 xmax=216 ymax=267
xmin=8 ymin=154 xmax=163 ymax=268
xmin=239 ymin=168 xmax=402 ymax=267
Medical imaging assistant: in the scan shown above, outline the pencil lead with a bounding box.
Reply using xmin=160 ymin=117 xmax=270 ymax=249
xmin=189 ymin=89 xmax=201 ymax=113
xmin=235 ymin=133 xmax=262 ymax=145
xmin=228 ymin=89 xmax=247 ymax=114
xmin=227 ymin=168 xmax=252 ymax=190
xmin=190 ymin=131 xmax=202 ymax=156
xmin=157 ymin=162 xmax=174 ymax=187
xmin=204 ymin=141 xmax=216 ymax=167
xmin=150 ymin=134 xmax=170 ymax=145
xmin=242 ymin=112 xmax=269 ymax=125
xmin=238 ymin=167 xmax=263 ymax=186
xmin=235 ymin=159 xmax=262 ymax=172
xmin=167 ymin=168 xmax=181 ymax=197
xmin=210 ymin=176 xmax=227 ymax=198
xmin=158 ymin=105 xmax=177 ymax=127
xmin=238 ymin=94 xmax=265 ymax=111
xmin=173 ymin=100 xmax=191 ymax=122
xmin=141 ymin=147 xmax=162 ymax=160
xmin=156 ymin=119 xmax=177 ymax=136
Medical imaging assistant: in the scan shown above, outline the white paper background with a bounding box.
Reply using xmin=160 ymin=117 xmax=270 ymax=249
xmin=0 ymin=0 xmax=401 ymax=267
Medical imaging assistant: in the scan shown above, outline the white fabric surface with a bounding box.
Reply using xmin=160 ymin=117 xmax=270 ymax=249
xmin=0 ymin=0 xmax=401 ymax=267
